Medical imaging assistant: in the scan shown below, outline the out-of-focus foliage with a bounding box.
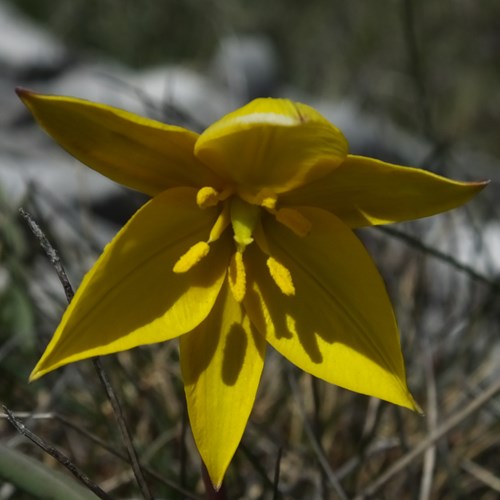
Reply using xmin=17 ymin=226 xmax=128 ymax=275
xmin=0 ymin=188 xmax=34 ymax=352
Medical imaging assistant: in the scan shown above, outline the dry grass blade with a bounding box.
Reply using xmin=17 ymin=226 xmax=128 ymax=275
xmin=287 ymin=369 xmax=349 ymax=500
xmin=354 ymin=377 xmax=500 ymax=499
xmin=461 ymin=459 xmax=500 ymax=493
xmin=419 ymin=340 xmax=438 ymax=500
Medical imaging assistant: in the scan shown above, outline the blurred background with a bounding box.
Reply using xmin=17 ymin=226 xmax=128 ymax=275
xmin=1 ymin=0 xmax=499 ymax=498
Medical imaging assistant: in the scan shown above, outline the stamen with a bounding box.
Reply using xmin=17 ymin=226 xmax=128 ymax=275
xmin=174 ymin=201 xmax=232 ymax=274
xmin=254 ymin=223 xmax=296 ymax=296
xmin=228 ymin=251 xmax=246 ymax=302
xmin=173 ymin=241 xmax=210 ymax=273
xmin=255 ymin=189 xmax=277 ymax=210
xmin=197 ymin=186 xmax=234 ymax=208
xmin=275 ymin=208 xmax=311 ymax=237
xmin=197 ymin=187 xmax=220 ymax=208
xmin=208 ymin=203 xmax=231 ymax=242
xmin=238 ymin=188 xmax=277 ymax=210
xmin=267 ymin=257 xmax=295 ymax=296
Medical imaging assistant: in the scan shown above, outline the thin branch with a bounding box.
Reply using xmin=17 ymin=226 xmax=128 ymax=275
xmin=97 ymin=71 xmax=207 ymax=132
xmin=376 ymin=225 xmax=500 ymax=293
xmin=20 ymin=208 xmax=153 ymax=499
xmin=19 ymin=208 xmax=74 ymax=303
xmin=354 ymin=377 xmax=500 ymax=499
xmin=2 ymin=405 xmax=113 ymax=500
xmin=92 ymin=358 xmax=153 ymax=499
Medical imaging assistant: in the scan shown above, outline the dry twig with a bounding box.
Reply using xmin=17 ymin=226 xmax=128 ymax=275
xmin=2 ymin=405 xmax=113 ymax=500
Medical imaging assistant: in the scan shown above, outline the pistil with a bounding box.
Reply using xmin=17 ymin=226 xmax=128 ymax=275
xmin=230 ymin=197 xmax=261 ymax=253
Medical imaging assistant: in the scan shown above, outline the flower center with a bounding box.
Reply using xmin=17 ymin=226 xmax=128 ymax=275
xmin=173 ymin=186 xmax=310 ymax=302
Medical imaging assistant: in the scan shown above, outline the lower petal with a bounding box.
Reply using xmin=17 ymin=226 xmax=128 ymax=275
xmin=180 ymin=282 xmax=266 ymax=489
xmin=30 ymin=187 xmax=230 ymax=380
xmin=244 ymin=208 xmax=418 ymax=410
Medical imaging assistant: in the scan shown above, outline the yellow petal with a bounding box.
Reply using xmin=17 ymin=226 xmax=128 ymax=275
xmin=282 ymin=154 xmax=488 ymax=227
xmin=180 ymin=283 xmax=266 ymax=489
xmin=195 ymin=98 xmax=348 ymax=193
xmin=17 ymin=89 xmax=222 ymax=196
xmin=30 ymin=187 xmax=231 ymax=381
xmin=244 ymin=208 xmax=418 ymax=410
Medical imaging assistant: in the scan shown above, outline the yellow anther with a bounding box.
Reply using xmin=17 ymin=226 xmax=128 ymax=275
xmin=228 ymin=251 xmax=246 ymax=302
xmin=267 ymin=257 xmax=295 ymax=296
xmin=196 ymin=187 xmax=220 ymax=208
xmin=173 ymin=241 xmax=210 ymax=273
xmin=275 ymin=208 xmax=311 ymax=237
xmin=255 ymin=189 xmax=277 ymax=210
xmin=260 ymin=196 xmax=277 ymax=210
xmin=238 ymin=188 xmax=277 ymax=210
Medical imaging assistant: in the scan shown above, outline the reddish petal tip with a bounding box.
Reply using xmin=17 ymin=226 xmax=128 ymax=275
xmin=15 ymin=87 xmax=35 ymax=99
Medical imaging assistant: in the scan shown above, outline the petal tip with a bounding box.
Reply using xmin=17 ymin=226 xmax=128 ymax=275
xmin=212 ymin=480 xmax=223 ymax=492
xmin=15 ymin=87 xmax=35 ymax=100
xmin=462 ymin=178 xmax=490 ymax=199
xmin=28 ymin=369 xmax=42 ymax=383
xmin=409 ymin=396 xmax=424 ymax=415
xmin=476 ymin=179 xmax=491 ymax=189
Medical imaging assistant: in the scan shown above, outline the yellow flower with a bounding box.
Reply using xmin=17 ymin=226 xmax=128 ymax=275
xmin=18 ymin=89 xmax=486 ymax=487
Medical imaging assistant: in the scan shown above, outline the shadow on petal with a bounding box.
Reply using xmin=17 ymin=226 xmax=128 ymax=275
xmin=245 ymin=274 xmax=327 ymax=364
xmin=222 ymin=323 xmax=248 ymax=385
xmin=180 ymin=293 xmax=224 ymax=385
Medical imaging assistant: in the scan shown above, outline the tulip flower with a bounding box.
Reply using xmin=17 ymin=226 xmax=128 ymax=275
xmin=18 ymin=89 xmax=486 ymax=487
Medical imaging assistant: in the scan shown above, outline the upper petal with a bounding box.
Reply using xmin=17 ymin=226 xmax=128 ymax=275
xmin=281 ymin=155 xmax=488 ymax=227
xmin=30 ymin=187 xmax=231 ymax=381
xmin=180 ymin=282 xmax=266 ymax=489
xmin=244 ymin=207 xmax=418 ymax=410
xmin=195 ymin=98 xmax=348 ymax=194
xmin=17 ymin=89 xmax=222 ymax=196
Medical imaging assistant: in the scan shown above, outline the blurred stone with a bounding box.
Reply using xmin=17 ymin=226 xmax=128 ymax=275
xmin=0 ymin=1 xmax=66 ymax=74
xmin=212 ymin=34 xmax=279 ymax=103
